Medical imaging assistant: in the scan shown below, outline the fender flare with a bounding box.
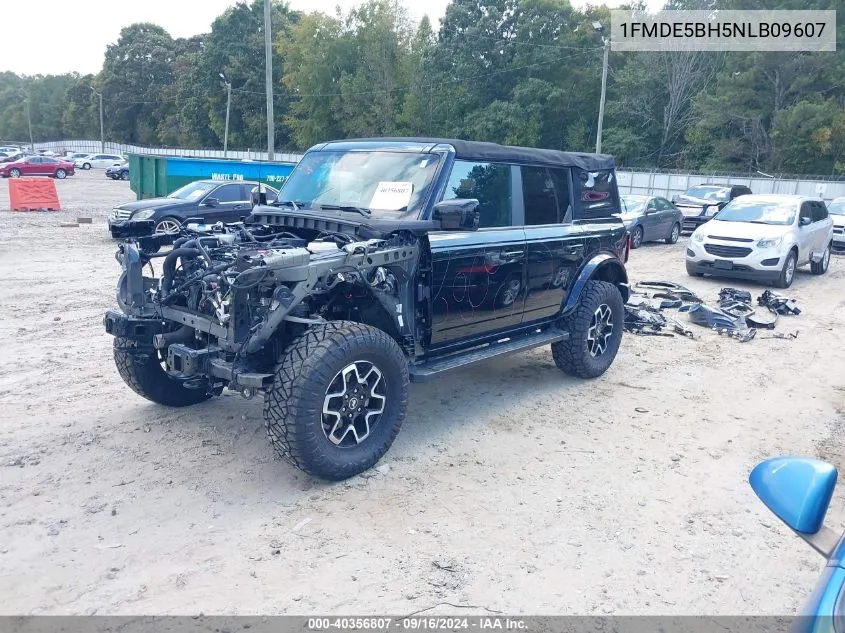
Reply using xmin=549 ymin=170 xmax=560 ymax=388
xmin=562 ymin=253 xmax=629 ymax=314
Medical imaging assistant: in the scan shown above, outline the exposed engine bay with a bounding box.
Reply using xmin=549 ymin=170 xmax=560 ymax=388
xmin=106 ymin=212 xmax=423 ymax=396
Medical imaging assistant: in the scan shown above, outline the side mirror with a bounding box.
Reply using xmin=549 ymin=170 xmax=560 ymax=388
xmin=250 ymin=189 xmax=267 ymax=208
xmin=203 ymin=197 xmax=219 ymax=207
xmin=800 ymin=216 xmax=812 ymax=227
xmin=645 ymin=206 xmax=656 ymax=214
xmin=750 ymin=457 xmax=840 ymax=557
xmin=433 ymin=198 xmax=480 ymax=231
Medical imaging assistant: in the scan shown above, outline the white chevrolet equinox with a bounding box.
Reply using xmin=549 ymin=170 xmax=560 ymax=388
xmin=686 ymin=194 xmax=833 ymax=288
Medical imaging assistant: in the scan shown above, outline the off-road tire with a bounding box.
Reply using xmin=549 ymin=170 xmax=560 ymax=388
xmin=665 ymin=223 xmax=681 ymax=244
xmin=630 ymin=226 xmax=644 ymax=249
xmin=113 ymin=337 xmax=211 ymax=407
xmin=551 ymin=280 xmax=624 ymax=379
xmin=775 ymin=250 xmax=798 ymax=288
xmin=811 ymin=243 xmax=831 ymax=275
xmin=263 ymin=321 xmax=409 ymax=481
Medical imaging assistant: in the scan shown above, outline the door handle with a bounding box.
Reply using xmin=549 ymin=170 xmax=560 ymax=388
xmin=503 ymin=250 xmax=524 ymax=257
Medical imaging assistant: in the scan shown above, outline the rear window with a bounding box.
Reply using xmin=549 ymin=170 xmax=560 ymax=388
xmin=574 ymin=169 xmax=618 ymax=220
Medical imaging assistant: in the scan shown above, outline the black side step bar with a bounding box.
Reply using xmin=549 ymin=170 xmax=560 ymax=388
xmin=408 ymin=328 xmax=569 ymax=382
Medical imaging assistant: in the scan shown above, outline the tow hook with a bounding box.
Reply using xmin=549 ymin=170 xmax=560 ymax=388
xmin=241 ymin=387 xmax=255 ymax=400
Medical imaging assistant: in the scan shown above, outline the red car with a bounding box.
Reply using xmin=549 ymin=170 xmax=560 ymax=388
xmin=0 ymin=156 xmax=75 ymax=179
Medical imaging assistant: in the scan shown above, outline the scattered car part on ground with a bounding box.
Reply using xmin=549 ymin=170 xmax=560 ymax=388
xmin=103 ymin=137 xmax=630 ymax=481
xmin=686 ymin=194 xmax=833 ymax=288
xmin=635 ymin=281 xmax=703 ymax=303
xmin=758 ymin=289 xmax=801 ymax=315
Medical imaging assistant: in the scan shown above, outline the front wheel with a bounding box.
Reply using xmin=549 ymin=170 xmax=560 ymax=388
xmin=154 ymin=217 xmax=181 ymax=235
xmin=630 ymin=226 xmax=644 ymax=249
xmin=113 ymin=337 xmax=211 ymax=407
xmin=121 ymin=171 xmax=130 ymax=181
xmin=775 ymin=250 xmax=797 ymax=288
xmin=82 ymin=162 xmax=91 ymax=170
xmin=665 ymin=223 xmax=681 ymax=244
xmin=264 ymin=321 xmax=409 ymax=481
xmin=811 ymin=243 xmax=831 ymax=275
xmin=55 ymin=168 xmax=67 ymax=179
xmin=9 ymin=168 xmax=21 ymax=178
xmin=551 ymin=280 xmax=624 ymax=379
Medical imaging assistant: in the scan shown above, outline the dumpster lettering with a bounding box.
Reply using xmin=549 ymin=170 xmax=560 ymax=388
xmin=211 ymin=173 xmax=245 ymax=181
xmin=266 ymin=175 xmax=288 ymax=184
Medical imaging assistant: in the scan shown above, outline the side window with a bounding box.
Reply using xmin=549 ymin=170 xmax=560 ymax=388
xmin=656 ymin=198 xmax=671 ymax=210
xmin=811 ymin=202 xmax=828 ymax=223
xmin=442 ymin=160 xmax=512 ymax=228
xmin=93 ymin=155 xmax=105 ymax=160
xmin=574 ymin=169 xmax=618 ymax=220
xmin=522 ymin=166 xmax=559 ymax=225
xmin=213 ymin=184 xmax=246 ymax=203
xmin=799 ymin=202 xmax=813 ymax=224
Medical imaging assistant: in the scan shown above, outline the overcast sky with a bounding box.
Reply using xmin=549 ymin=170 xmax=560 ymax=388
xmin=3 ymin=0 xmax=653 ymax=76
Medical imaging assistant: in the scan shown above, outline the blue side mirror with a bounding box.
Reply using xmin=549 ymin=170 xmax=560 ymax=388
xmin=750 ymin=457 xmax=837 ymax=535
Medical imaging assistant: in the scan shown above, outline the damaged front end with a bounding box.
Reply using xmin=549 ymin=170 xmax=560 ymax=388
xmin=105 ymin=214 xmax=422 ymax=397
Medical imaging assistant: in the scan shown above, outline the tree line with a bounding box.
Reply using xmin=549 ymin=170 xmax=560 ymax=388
xmin=0 ymin=0 xmax=842 ymax=174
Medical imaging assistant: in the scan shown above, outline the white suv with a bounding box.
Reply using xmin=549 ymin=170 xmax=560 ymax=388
xmin=828 ymin=197 xmax=845 ymax=252
xmin=686 ymin=194 xmax=833 ymax=288
xmin=74 ymin=153 xmax=125 ymax=170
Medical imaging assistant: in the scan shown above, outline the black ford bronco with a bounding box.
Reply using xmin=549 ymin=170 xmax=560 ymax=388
xmin=104 ymin=138 xmax=630 ymax=480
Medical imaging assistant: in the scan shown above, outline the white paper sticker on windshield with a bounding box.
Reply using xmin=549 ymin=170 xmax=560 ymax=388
xmin=370 ymin=181 xmax=413 ymax=211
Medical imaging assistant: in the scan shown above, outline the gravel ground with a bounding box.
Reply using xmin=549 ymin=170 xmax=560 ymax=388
xmin=0 ymin=171 xmax=843 ymax=616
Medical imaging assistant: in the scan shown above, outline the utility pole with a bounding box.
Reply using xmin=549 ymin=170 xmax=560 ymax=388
xmin=263 ymin=0 xmax=275 ymax=162
xmin=593 ymin=21 xmax=609 ymax=155
xmin=90 ymin=86 xmax=104 ymax=153
xmin=24 ymin=97 xmax=34 ymax=150
xmin=219 ymin=73 xmax=232 ymax=158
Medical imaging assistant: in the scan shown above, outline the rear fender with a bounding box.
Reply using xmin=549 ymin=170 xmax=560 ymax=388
xmin=562 ymin=254 xmax=629 ymax=314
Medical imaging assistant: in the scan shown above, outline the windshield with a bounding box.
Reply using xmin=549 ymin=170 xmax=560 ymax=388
xmin=685 ymin=186 xmax=729 ymax=202
xmin=828 ymin=200 xmax=845 ymax=216
xmin=716 ymin=199 xmax=796 ymax=226
xmin=621 ymin=196 xmax=647 ymax=214
xmin=168 ymin=181 xmax=218 ymax=201
xmin=277 ymin=150 xmax=442 ymax=218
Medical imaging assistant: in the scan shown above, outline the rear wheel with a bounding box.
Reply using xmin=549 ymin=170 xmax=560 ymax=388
xmin=113 ymin=337 xmax=211 ymax=407
xmin=121 ymin=171 xmax=130 ymax=181
xmin=775 ymin=250 xmax=797 ymax=288
xmin=630 ymin=226 xmax=644 ymax=249
xmin=551 ymin=280 xmax=624 ymax=379
xmin=811 ymin=243 xmax=831 ymax=275
xmin=665 ymin=223 xmax=680 ymax=244
xmin=264 ymin=321 xmax=409 ymax=481
xmin=55 ymin=168 xmax=66 ymax=179
xmin=9 ymin=168 xmax=21 ymax=178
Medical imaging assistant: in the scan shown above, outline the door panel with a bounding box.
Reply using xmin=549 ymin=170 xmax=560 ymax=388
xmin=520 ymin=165 xmax=582 ymax=322
xmin=429 ymin=228 xmax=526 ymax=346
xmin=523 ymin=225 xmax=583 ymax=322
xmin=206 ymin=184 xmax=249 ymax=222
xmin=643 ymin=199 xmax=662 ymax=240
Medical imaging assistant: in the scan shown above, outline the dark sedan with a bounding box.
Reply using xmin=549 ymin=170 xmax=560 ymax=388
xmin=106 ymin=165 xmax=129 ymax=180
xmin=674 ymin=184 xmax=752 ymax=233
xmin=620 ymin=195 xmax=683 ymax=248
xmin=108 ymin=180 xmax=279 ymax=238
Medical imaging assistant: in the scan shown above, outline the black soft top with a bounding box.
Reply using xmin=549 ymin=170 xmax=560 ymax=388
xmin=314 ymin=137 xmax=615 ymax=171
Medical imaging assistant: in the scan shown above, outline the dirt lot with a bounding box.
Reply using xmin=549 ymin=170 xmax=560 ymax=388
xmin=0 ymin=170 xmax=843 ymax=616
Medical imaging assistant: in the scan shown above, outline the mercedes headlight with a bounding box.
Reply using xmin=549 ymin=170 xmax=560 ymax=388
xmin=757 ymin=236 xmax=783 ymax=249
xmin=132 ymin=209 xmax=155 ymax=220
xmin=704 ymin=205 xmax=720 ymax=217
